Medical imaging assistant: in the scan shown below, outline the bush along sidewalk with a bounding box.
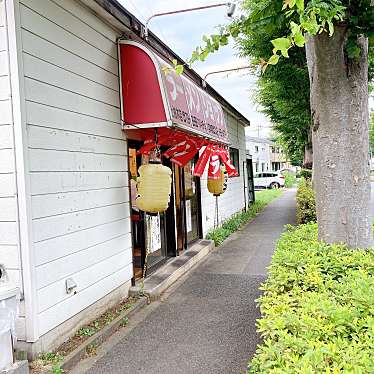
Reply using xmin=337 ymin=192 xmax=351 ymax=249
xmin=206 ymin=189 xmax=283 ymax=246
xmin=283 ymin=172 xmax=296 ymax=188
xmin=296 ymin=177 xmax=316 ymax=224
xmin=248 ymin=223 xmax=374 ymax=373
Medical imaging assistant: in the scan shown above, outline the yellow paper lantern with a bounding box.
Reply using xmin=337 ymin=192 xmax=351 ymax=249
xmin=207 ymin=167 xmax=228 ymax=196
xmin=136 ymin=162 xmax=172 ymax=214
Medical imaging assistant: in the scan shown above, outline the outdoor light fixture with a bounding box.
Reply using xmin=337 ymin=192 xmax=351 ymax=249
xmin=136 ymin=162 xmax=172 ymax=214
xmin=143 ymin=2 xmax=236 ymax=40
xmin=208 ymin=166 xmax=228 ymax=196
xmin=202 ymin=65 xmax=251 ymax=87
xmin=226 ymin=2 xmax=236 ymax=17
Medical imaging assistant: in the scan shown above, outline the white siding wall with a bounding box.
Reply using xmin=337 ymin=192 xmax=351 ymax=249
xmin=201 ymin=112 xmax=247 ymax=235
xmin=18 ymin=0 xmax=132 ymax=337
xmin=0 ymin=0 xmax=19 ymax=282
xmin=0 ymin=0 xmax=27 ymax=339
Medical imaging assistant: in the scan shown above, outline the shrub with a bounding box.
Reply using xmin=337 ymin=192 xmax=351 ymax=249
xmin=283 ymin=172 xmax=296 ymax=188
xmin=248 ymin=223 xmax=374 ymax=373
xmin=299 ymin=168 xmax=312 ymax=179
xmin=296 ymin=178 xmax=316 ymax=224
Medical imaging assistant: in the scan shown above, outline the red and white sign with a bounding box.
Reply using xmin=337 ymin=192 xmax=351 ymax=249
xmin=119 ymin=41 xmax=228 ymax=144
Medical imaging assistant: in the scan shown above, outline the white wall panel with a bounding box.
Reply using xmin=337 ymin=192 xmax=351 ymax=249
xmin=30 ymin=171 xmax=127 ymax=195
xmin=20 ymin=0 xmax=117 ymax=58
xmin=0 ymin=147 xmax=14 ymax=173
xmin=18 ymin=0 xmax=132 ymax=340
xmin=23 ymin=53 xmax=120 ymax=107
xmin=36 ymin=233 xmax=131 ymax=290
xmin=26 ymin=101 xmax=123 ymax=140
xmin=29 ymin=149 xmax=127 ymax=172
xmin=38 ymin=263 xmax=132 ymax=336
xmin=0 ymin=51 xmax=9 ymax=76
xmin=0 ymin=100 xmax=12 ymax=124
xmin=34 ymin=218 xmax=130 ymax=266
xmin=32 ymin=202 xmax=130 ymax=242
xmin=28 ymin=126 xmax=125 ymax=155
xmin=24 ymin=78 xmax=120 ymax=123
xmin=0 ymin=196 xmax=17 ymax=221
xmin=32 ymin=187 xmax=129 ymax=218
xmin=19 ymin=5 xmax=118 ymax=74
xmin=0 ymin=245 xmax=20 ymax=268
xmin=0 ymin=222 xmax=18 ymax=245
xmin=0 ymin=124 xmax=13 ymax=148
xmin=0 ymin=75 xmax=10 ymax=99
xmin=21 ymin=29 xmax=118 ymax=90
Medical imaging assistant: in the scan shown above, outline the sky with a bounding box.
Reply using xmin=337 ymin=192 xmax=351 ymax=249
xmin=118 ymin=0 xmax=272 ymax=138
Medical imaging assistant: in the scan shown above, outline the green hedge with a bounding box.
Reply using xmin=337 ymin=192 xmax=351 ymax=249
xmin=296 ymin=178 xmax=316 ymax=224
xmin=284 ymin=172 xmax=296 ymax=188
xmin=298 ymin=168 xmax=312 ymax=179
xmin=248 ymin=223 xmax=374 ymax=373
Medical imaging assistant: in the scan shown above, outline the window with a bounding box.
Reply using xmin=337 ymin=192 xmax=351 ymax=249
xmin=229 ymin=147 xmax=240 ymax=176
xmin=262 ymin=163 xmax=265 ymax=172
xmin=255 ymin=146 xmax=259 ymax=153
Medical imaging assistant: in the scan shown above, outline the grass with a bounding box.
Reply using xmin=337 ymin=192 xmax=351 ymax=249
xmin=206 ymin=189 xmax=283 ymax=246
xmin=255 ymin=189 xmax=283 ymax=204
xmin=31 ymin=299 xmax=135 ymax=373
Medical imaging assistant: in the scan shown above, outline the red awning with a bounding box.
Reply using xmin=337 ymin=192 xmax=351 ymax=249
xmin=119 ymin=41 xmax=229 ymax=144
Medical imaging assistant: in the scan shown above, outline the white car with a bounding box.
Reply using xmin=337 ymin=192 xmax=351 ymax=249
xmin=254 ymin=172 xmax=285 ymax=189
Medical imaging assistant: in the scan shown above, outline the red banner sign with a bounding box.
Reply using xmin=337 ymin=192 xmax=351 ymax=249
xmin=159 ymin=59 xmax=228 ymax=143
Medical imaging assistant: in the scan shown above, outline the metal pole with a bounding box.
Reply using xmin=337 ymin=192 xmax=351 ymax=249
xmin=144 ymin=3 xmax=231 ymax=39
xmin=214 ymin=195 xmax=219 ymax=228
xmin=203 ymin=65 xmax=251 ymax=87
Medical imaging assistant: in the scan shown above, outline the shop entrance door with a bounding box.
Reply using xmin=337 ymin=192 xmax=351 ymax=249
xmin=184 ymin=159 xmax=201 ymax=243
xmin=128 ymin=143 xmax=173 ymax=278
xmin=246 ymin=159 xmax=255 ymax=204
xmin=174 ymin=157 xmax=202 ymax=252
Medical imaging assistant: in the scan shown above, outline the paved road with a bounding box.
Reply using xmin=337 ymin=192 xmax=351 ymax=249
xmin=78 ymin=189 xmax=296 ymax=374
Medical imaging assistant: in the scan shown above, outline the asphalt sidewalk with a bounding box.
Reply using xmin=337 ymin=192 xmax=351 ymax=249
xmin=75 ymin=189 xmax=296 ymax=374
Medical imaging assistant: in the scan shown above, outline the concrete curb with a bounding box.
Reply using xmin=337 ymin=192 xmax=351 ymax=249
xmin=130 ymin=239 xmax=215 ymax=301
xmin=44 ymin=297 xmax=147 ymax=373
xmin=1 ymin=361 xmax=29 ymax=374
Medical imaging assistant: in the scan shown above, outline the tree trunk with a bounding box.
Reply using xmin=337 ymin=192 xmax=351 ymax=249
xmin=306 ymin=26 xmax=373 ymax=248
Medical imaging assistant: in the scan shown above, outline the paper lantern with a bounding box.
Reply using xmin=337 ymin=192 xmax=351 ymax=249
xmin=136 ymin=162 xmax=172 ymax=214
xmin=207 ymin=166 xmax=228 ymax=196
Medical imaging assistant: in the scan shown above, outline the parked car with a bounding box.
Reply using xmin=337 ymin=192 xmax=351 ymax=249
xmin=254 ymin=172 xmax=285 ymax=189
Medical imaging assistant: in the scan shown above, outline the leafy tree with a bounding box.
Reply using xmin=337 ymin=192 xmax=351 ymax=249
xmin=237 ymin=0 xmax=311 ymax=167
xmin=187 ymin=0 xmax=374 ymax=248
xmin=370 ymin=111 xmax=374 ymax=153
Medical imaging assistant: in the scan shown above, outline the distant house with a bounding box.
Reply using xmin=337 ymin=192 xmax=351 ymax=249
xmin=246 ymin=136 xmax=291 ymax=173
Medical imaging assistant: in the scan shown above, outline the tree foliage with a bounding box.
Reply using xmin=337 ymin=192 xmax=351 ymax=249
xmin=182 ymin=0 xmax=374 ymax=166
xmin=237 ymin=0 xmax=310 ymax=165
xmin=370 ymin=111 xmax=374 ymax=153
